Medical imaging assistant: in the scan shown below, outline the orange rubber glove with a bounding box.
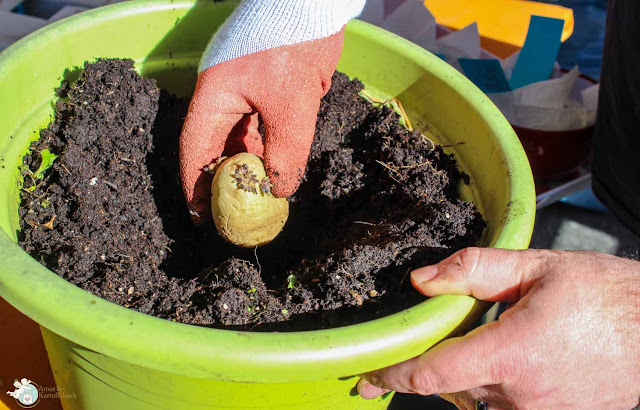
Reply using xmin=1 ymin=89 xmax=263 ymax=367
xmin=179 ymin=30 xmax=345 ymax=223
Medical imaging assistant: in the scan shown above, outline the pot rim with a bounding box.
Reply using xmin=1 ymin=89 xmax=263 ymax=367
xmin=0 ymin=0 xmax=535 ymax=383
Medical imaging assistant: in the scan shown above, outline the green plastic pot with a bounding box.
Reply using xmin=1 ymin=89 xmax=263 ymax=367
xmin=0 ymin=1 xmax=535 ymax=409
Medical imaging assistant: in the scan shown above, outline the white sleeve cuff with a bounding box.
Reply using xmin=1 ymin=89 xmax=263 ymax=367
xmin=199 ymin=0 xmax=366 ymax=72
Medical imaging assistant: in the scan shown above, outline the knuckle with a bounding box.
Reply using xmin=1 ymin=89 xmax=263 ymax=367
xmin=461 ymin=246 xmax=482 ymax=272
xmin=535 ymin=249 xmax=567 ymax=270
xmin=365 ymin=372 xmax=382 ymax=388
xmin=408 ymin=371 xmax=438 ymax=396
xmin=446 ymin=247 xmax=481 ymax=276
xmin=516 ymin=249 xmax=564 ymax=283
xmin=460 ymin=247 xmax=481 ymax=262
xmin=442 ymin=247 xmax=482 ymax=287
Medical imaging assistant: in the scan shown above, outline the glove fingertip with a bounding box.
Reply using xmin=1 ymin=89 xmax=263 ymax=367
xmin=267 ymin=166 xmax=303 ymax=198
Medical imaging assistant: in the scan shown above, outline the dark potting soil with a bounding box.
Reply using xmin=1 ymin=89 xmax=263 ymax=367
xmin=19 ymin=59 xmax=485 ymax=331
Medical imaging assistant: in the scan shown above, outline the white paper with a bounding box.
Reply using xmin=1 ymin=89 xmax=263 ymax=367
xmin=357 ymin=0 xmax=598 ymax=132
xmin=515 ymin=66 xmax=579 ymax=108
xmin=435 ymin=22 xmax=481 ymax=61
xmin=488 ymin=68 xmax=598 ymax=131
xmin=0 ymin=11 xmax=47 ymax=40
xmin=0 ymin=0 xmax=23 ymax=11
xmin=512 ymin=105 xmax=596 ymax=131
xmin=0 ymin=34 xmax=14 ymax=51
xmin=358 ymin=0 xmax=385 ymax=26
xmin=379 ymin=0 xmax=436 ymax=46
xmin=411 ymin=23 xmax=437 ymax=51
xmin=581 ymin=83 xmax=600 ymax=110
xmin=48 ymin=5 xmax=87 ymax=22
xmin=500 ymin=51 xmax=519 ymax=80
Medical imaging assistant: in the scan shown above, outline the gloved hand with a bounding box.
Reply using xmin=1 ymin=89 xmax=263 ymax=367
xmin=180 ymin=0 xmax=365 ymax=223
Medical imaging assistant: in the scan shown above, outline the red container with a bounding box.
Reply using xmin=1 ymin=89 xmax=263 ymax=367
xmin=512 ymin=73 xmax=597 ymax=185
xmin=513 ymin=123 xmax=593 ymax=183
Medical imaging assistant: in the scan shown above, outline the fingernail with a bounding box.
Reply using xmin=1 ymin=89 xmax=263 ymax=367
xmin=411 ymin=265 xmax=439 ymax=285
xmin=357 ymin=379 xmax=386 ymax=400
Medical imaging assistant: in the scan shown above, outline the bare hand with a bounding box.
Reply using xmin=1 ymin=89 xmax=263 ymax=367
xmin=358 ymin=248 xmax=640 ymax=410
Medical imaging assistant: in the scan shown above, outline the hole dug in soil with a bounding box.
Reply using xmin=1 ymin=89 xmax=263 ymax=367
xmin=19 ymin=59 xmax=485 ymax=331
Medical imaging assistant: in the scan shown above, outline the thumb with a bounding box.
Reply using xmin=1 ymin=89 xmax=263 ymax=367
xmin=360 ymin=318 xmax=520 ymax=400
xmin=260 ymin=89 xmax=321 ymax=197
xmin=410 ymin=248 xmax=550 ymax=302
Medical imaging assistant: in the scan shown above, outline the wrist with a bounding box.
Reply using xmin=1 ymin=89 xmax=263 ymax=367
xmin=199 ymin=0 xmax=365 ymax=72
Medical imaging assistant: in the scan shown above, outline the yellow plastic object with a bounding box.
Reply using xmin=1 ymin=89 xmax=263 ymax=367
xmin=427 ymin=0 xmax=574 ymax=58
